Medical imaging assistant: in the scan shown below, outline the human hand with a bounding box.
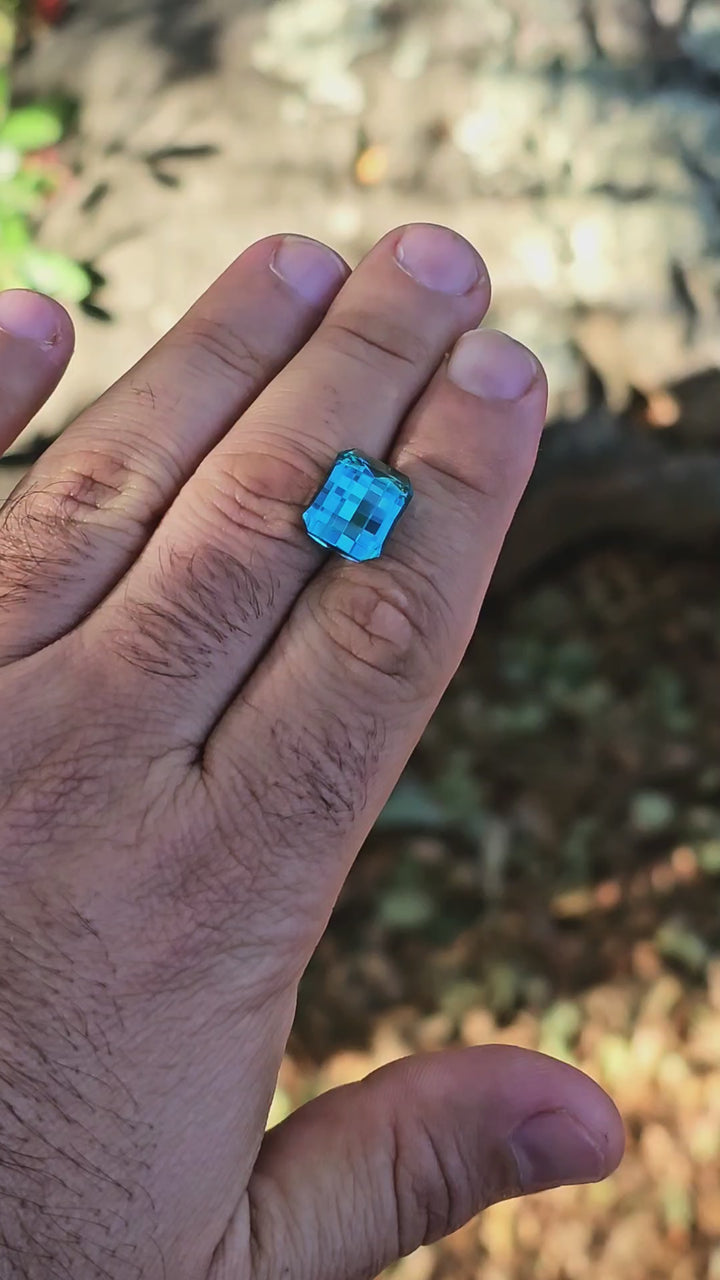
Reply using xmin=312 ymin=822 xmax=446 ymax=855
xmin=0 ymin=226 xmax=624 ymax=1280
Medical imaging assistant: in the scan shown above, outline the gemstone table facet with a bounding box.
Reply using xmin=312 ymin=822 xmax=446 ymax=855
xmin=302 ymin=449 xmax=413 ymax=562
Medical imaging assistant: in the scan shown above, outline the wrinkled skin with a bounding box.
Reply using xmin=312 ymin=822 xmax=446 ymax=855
xmin=0 ymin=227 xmax=624 ymax=1280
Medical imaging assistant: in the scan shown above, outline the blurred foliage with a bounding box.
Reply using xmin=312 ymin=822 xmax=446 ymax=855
xmin=0 ymin=3 xmax=90 ymax=301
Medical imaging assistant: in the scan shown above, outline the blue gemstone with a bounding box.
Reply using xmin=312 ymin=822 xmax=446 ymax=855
xmin=302 ymin=449 xmax=413 ymax=562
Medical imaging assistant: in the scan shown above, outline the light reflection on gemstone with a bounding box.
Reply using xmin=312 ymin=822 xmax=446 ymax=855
xmin=302 ymin=449 xmax=413 ymax=562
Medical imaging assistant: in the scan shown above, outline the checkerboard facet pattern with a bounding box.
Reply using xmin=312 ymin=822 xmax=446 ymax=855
xmin=302 ymin=449 xmax=413 ymax=562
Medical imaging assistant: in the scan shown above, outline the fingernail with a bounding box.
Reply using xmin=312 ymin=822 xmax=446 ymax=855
xmin=395 ymin=224 xmax=481 ymax=295
xmin=510 ymin=1110 xmax=608 ymax=1193
xmin=271 ymin=235 xmax=347 ymax=305
xmin=0 ymin=289 xmax=61 ymax=345
xmin=448 ymin=329 xmax=537 ymax=400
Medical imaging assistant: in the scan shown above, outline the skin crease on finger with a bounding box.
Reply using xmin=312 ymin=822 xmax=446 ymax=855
xmin=0 ymin=228 xmax=624 ymax=1280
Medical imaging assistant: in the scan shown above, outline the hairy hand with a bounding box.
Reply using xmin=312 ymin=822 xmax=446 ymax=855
xmin=0 ymin=229 xmax=623 ymax=1280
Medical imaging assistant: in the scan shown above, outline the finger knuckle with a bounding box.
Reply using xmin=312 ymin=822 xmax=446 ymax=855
xmin=406 ymin=427 xmax=537 ymax=510
xmin=390 ymin=1116 xmax=474 ymax=1252
xmin=311 ymin=563 xmax=438 ymax=699
xmin=116 ymin=541 xmax=276 ymax=679
xmin=197 ymin=446 xmax=323 ymax=549
xmin=0 ymin=476 xmax=91 ymax=615
xmin=180 ymin=315 xmax=269 ymax=387
xmin=322 ymin=310 xmax=431 ymax=377
xmin=1 ymin=446 xmax=165 ymax=546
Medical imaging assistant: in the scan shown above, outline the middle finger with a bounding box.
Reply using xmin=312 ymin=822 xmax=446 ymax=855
xmin=93 ymin=224 xmax=491 ymax=737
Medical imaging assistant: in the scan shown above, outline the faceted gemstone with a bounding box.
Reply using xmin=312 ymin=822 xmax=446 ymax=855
xmin=302 ymin=449 xmax=413 ymax=562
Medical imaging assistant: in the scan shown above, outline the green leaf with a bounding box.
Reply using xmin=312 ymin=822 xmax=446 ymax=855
xmin=0 ymin=38 xmax=12 ymax=94
xmin=0 ymin=168 xmax=51 ymax=216
xmin=376 ymin=776 xmax=445 ymax=832
xmin=18 ymin=248 xmax=92 ymax=302
xmin=0 ymin=105 xmax=64 ymax=153
xmin=661 ymin=1181 xmax=693 ymax=1234
xmin=0 ymin=260 xmax=25 ymax=291
xmin=630 ymin=789 xmax=676 ymax=836
xmin=655 ymin=920 xmax=709 ymax=976
xmin=0 ymin=69 xmax=10 ymax=119
xmin=698 ymin=839 xmax=720 ymax=875
xmin=377 ymin=886 xmax=435 ymax=931
xmin=0 ymin=211 xmax=30 ymax=255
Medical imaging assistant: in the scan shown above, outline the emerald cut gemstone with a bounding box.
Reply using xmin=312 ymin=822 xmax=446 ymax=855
xmin=302 ymin=449 xmax=413 ymax=562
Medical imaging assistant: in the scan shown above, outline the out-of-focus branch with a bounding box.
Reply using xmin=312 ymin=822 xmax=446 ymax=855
xmin=497 ymin=410 xmax=720 ymax=588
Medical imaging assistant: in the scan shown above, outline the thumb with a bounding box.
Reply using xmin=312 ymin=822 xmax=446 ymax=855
xmin=233 ymin=1045 xmax=624 ymax=1280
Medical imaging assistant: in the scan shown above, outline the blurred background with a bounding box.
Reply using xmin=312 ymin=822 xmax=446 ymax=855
xmin=1 ymin=1 xmax=720 ymax=1276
